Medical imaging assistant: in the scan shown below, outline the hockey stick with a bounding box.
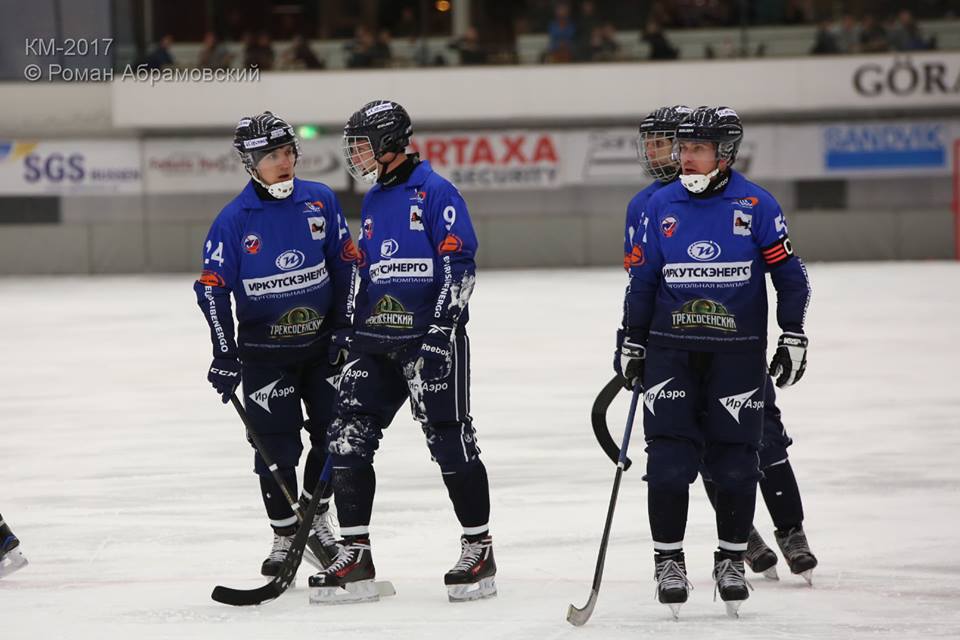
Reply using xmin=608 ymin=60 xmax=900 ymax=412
xmin=566 ymin=382 xmax=642 ymax=627
xmin=211 ymin=456 xmax=333 ymax=606
xmin=592 ymin=376 xmax=632 ymax=470
xmin=228 ymin=394 xmax=334 ymax=567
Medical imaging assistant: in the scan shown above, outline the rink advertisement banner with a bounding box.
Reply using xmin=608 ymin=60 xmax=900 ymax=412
xmin=408 ymin=131 xmax=563 ymax=190
xmin=565 ymin=120 xmax=960 ymax=184
xmin=0 ymin=140 xmax=141 ymax=195
xmin=144 ymin=136 xmax=347 ymax=193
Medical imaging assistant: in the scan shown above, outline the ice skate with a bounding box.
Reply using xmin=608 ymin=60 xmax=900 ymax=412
xmin=260 ymin=527 xmax=296 ymax=584
xmin=444 ymin=534 xmax=497 ymax=602
xmin=713 ymin=550 xmax=753 ymax=618
xmin=0 ymin=521 xmax=27 ymax=578
xmin=775 ymin=526 xmax=818 ymax=585
xmin=745 ymin=527 xmax=779 ymax=580
xmin=309 ymin=537 xmax=389 ymax=605
xmin=654 ymin=550 xmax=693 ymax=619
xmin=301 ymin=502 xmax=340 ymax=570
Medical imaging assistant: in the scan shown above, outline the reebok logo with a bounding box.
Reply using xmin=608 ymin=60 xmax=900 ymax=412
xmin=719 ymin=388 xmax=764 ymax=424
xmin=248 ymin=378 xmax=296 ymax=414
xmin=643 ymin=377 xmax=686 ymax=416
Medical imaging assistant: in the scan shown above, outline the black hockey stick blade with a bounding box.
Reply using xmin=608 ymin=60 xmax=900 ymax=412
xmin=592 ymin=376 xmax=632 ymax=470
xmin=211 ymin=464 xmax=330 ymax=606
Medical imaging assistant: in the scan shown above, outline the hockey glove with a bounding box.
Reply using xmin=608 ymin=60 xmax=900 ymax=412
xmin=328 ymin=328 xmax=354 ymax=367
xmin=208 ymin=357 xmax=242 ymax=403
xmin=769 ymin=332 xmax=808 ymax=388
xmin=614 ymin=328 xmax=646 ymax=390
xmin=415 ymin=323 xmax=454 ymax=383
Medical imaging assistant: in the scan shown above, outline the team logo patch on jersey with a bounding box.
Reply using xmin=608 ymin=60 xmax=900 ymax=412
xmin=381 ymin=238 xmax=399 ymax=257
xmin=243 ymin=234 xmax=262 ymax=254
xmin=340 ymin=238 xmax=360 ymax=263
xmin=304 ymin=200 xmax=324 ymax=213
xmin=275 ymin=249 xmax=305 ymax=271
xmin=438 ymin=233 xmax=463 ymax=254
xmin=363 ymin=218 xmax=374 ymax=239
xmin=198 ymin=270 xmax=226 ymax=287
xmin=624 ymin=245 xmax=645 ymax=269
xmin=269 ymin=306 xmax=324 ymax=339
xmin=733 ymin=210 xmax=753 ymax=236
xmin=409 ymin=190 xmax=426 ymax=204
xmin=661 ymin=216 xmax=679 ymax=238
xmin=409 ymin=205 xmax=424 ymax=231
xmin=735 ymin=197 xmax=759 ymax=208
xmin=308 ymin=216 xmax=326 ymax=241
xmin=365 ymin=295 xmax=415 ymax=329
xmin=687 ymin=240 xmax=721 ymax=262
xmin=671 ymin=299 xmax=737 ymax=332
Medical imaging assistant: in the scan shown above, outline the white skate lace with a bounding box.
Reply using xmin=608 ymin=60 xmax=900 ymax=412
xmin=267 ymin=533 xmax=294 ymax=562
xmin=311 ymin=511 xmax=339 ymax=549
xmin=325 ymin=541 xmax=366 ymax=573
xmin=654 ymin=559 xmax=693 ymax=598
xmin=451 ymin=540 xmax=485 ymax=572
xmin=713 ymin=558 xmax=754 ymax=600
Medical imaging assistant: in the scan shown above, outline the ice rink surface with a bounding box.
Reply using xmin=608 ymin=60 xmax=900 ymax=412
xmin=1 ymin=262 xmax=959 ymax=639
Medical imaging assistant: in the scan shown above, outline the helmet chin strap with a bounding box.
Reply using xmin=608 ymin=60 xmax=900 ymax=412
xmin=679 ymin=167 xmax=720 ymax=194
xmin=250 ymin=170 xmax=295 ymax=199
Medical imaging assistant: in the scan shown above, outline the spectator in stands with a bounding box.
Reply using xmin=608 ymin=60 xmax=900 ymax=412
xmin=574 ymin=1 xmax=600 ymax=61
xmin=545 ymin=3 xmax=576 ymax=63
xmin=859 ymin=14 xmax=889 ymax=53
xmin=589 ymin=22 xmax=620 ymax=62
xmin=833 ymin=14 xmax=860 ymax=53
xmin=373 ymin=29 xmax=394 ymax=67
xmin=345 ymin=25 xmax=377 ymax=68
xmin=450 ymin=26 xmax=488 ymax=65
xmin=785 ymin=0 xmax=815 ymax=25
xmin=394 ymin=7 xmax=420 ymax=39
xmin=888 ymin=10 xmax=933 ymax=51
xmin=280 ymin=35 xmax=325 ymax=70
xmin=143 ymin=34 xmax=175 ymax=69
xmin=643 ymin=19 xmax=678 ymax=60
xmin=197 ymin=32 xmax=233 ymax=69
xmin=244 ymin=32 xmax=275 ymax=70
xmin=810 ymin=20 xmax=840 ymax=54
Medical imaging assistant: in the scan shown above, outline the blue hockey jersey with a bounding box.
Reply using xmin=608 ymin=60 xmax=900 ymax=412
xmin=193 ymin=178 xmax=357 ymax=364
xmin=351 ymin=160 xmax=477 ymax=352
xmin=622 ymin=170 xmax=810 ymax=352
xmin=623 ymin=180 xmax=669 ymax=271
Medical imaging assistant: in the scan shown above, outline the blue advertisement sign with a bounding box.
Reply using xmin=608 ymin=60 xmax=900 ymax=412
xmin=824 ymin=123 xmax=946 ymax=170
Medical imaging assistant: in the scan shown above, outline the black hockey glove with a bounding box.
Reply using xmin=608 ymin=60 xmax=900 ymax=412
xmin=208 ymin=357 xmax=241 ymax=403
xmin=614 ymin=328 xmax=646 ymax=390
xmin=769 ymin=332 xmax=808 ymax=388
xmin=328 ymin=328 xmax=354 ymax=367
xmin=415 ymin=323 xmax=454 ymax=383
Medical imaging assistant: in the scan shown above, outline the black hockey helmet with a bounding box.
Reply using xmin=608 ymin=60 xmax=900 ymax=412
xmin=636 ymin=104 xmax=692 ymax=182
xmin=675 ymin=105 xmax=743 ymax=166
xmin=233 ymin=111 xmax=300 ymax=173
xmin=342 ymin=100 xmax=413 ymax=184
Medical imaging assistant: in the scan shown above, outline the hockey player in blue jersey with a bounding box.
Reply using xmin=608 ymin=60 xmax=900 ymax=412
xmin=307 ymin=100 xmax=495 ymax=605
xmin=193 ymin=112 xmax=357 ymax=578
xmin=625 ymin=106 xmax=819 ymax=586
xmin=0 ymin=512 xmax=27 ymax=578
xmin=615 ymin=106 xmax=811 ymax=618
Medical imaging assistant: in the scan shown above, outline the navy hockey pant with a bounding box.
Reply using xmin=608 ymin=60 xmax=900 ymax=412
xmin=241 ymin=355 xmax=338 ymax=528
xmin=327 ymin=333 xmax=490 ymax=534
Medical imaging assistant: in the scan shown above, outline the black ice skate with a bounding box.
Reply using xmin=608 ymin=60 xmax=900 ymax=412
xmin=0 ymin=520 xmax=27 ymax=578
xmin=653 ymin=550 xmax=693 ymax=619
xmin=261 ymin=527 xmax=296 ymax=579
xmin=745 ymin=527 xmax=779 ymax=580
xmin=444 ymin=534 xmax=497 ymax=602
xmin=301 ymin=502 xmax=341 ymax=570
xmin=713 ymin=550 xmax=753 ymax=618
xmin=775 ymin=526 xmax=818 ymax=585
xmin=308 ymin=537 xmax=394 ymax=604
